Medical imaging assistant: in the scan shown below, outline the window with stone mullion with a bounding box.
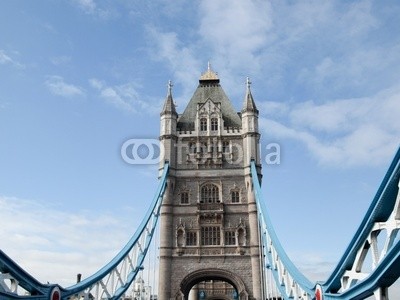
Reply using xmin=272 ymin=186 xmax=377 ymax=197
xmin=201 ymin=184 xmax=219 ymax=203
xmin=201 ymin=226 xmax=221 ymax=245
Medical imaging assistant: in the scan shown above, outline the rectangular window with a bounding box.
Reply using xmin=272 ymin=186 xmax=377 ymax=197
xmin=189 ymin=142 xmax=196 ymax=154
xmin=231 ymin=191 xmax=240 ymax=203
xmin=201 ymin=226 xmax=221 ymax=245
xmin=222 ymin=141 xmax=230 ymax=153
xmin=186 ymin=231 xmax=197 ymax=246
xmin=180 ymin=192 xmax=189 ymax=204
xmin=225 ymin=231 xmax=236 ymax=245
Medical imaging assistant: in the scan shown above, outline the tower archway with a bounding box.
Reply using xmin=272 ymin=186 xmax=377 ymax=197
xmin=178 ymin=268 xmax=249 ymax=300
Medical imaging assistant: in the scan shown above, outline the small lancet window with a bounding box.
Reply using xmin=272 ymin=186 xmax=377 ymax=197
xmin=222 ymin=141 xmax=230 ymax=153
xmin=200 ymin=118 xmax=207 ymax=131
xmin=231 ymin=190 xmax=240 ymax=203
xmin=180 ymin=192 xmax=189 ymax=204
xmin=189 ymin=142 xmax=196 ymax=153
xmin=211 ymin=118 xmax=218 ymax=131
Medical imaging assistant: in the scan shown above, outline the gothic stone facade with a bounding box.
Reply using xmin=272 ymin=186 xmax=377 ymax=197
xmin=158 ymin=66 xmax=262 ymax=300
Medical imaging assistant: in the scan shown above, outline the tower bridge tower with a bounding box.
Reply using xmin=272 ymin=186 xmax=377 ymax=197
xmin=159 ymin=65 xmax=262 ymax=300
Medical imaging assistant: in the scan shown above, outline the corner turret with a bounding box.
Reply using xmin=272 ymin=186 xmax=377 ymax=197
xmin=241 ymin=77 xmax=260 ymax=166
xmin=160 ymin=80 xmax=178 ymax=169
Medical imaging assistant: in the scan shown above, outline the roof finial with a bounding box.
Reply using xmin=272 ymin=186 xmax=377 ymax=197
xmin=246 ymin=77 xmax=252 ymax=90
xmin=200 ymin=62 xmax=219 ymax=81
xmin=167 ymin=80 xmax=173 ymax=96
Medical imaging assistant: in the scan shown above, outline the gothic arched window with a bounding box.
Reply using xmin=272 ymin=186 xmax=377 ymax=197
xmin=200 ymin=184 xmax=220 ymax=203
xmin=231 ymin=190 xmax=240 ymax=203
xmin=200 ymin=118 xmax=207 ymax=131
xmin=211 ymin=118 xmax=218 ymax=131
xmin=180 ymin=192 xmax=189 ymax=204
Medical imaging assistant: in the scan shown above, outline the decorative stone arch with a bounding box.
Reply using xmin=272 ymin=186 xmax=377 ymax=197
xmin=177 ymin=268 xmax=249 ymax=300
xmin=176 ymin=225 xmax=185 ymax=247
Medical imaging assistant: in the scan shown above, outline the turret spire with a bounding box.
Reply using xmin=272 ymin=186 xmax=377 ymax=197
xmin=161 ymin=80 xmax=177 ymax=116
xmin=242 ymin=77 xmax=258 ymax=114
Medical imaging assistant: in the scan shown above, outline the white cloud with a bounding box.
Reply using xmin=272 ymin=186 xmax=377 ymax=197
xmin=71 ymin=0 xmax=117 ymax=19
xmin=0 ymin=196 xmax=135 ymax=287
xmin=45 ymin=75 xmax=85 ymax=98
xmin=0 ymin=50 xmax=13 ymax=64
xmin=260 ymin=85 xmax=400 ymax=167
xmin=89 ymin=78 xmax=159 ymax=114
xmin=198 ymin=0 xmax=272 ymax=72
xmin=0 ymin=49 xmax=24 ymax=68
xmin=146 ymin=27 xmax=201 ymax=103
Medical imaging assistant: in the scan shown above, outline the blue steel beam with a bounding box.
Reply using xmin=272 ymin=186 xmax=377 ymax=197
xmin=252 ymin=146 xmax=400 ymax=300
xmin=62 ymin=162 xmax=169 ymax=299
xmin=322 ymin=147 xmax=400 ymax=296
xmin=0 ymin=163 xmax=169 ymax=300
xmin=250 ymin=161 xmax=315 ymax=299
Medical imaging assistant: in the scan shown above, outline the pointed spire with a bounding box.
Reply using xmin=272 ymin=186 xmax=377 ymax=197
xmin=242 ymin=77 xmax=258 ymax=113
xmin=167 ymin=80 xmax=173 ymax=97
xmin=161 ymin=80 xmax=177 ymax=116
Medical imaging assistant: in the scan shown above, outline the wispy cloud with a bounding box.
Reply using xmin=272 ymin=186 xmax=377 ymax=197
xmin=260 ymin=85 xmax=400 ymax=167
xmin=71 ymin=0 xmax=117 ymax=19
xmin=198 ymin=0 xmax=272 ymax=75
xmin=45 ymin=75 xmax=85 ymax=98
xmin=146 ymin=27 xmax=201 ymax=104
xmin=89 ymin=78 xmax=160 ymax=114
xmin=0 ymin=49 xmax=25 ymax=69
xmin=146 ymin=1 xmax=400 ymax=169
xmin=0 ymin=196 xmax=135 ymax=286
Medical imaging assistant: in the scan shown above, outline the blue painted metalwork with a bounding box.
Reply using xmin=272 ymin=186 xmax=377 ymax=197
xmin=0 ymin=163 xmax=169 ymax=300
xmin=322 ymin=147 xmax=400 ymax=299
xmin=250 ymin=161 xmax=315 ymax=299
xmin=0 ymin=249 xmax=61 ymax=299
xmin=2 ymin=144 xmax=400 ymax=300
xmin=251 ymin=146 xmax=400 ymax=299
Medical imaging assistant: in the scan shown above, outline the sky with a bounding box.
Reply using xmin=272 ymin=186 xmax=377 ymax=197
xmin=1 ymin=0 xmax=400 ymax=294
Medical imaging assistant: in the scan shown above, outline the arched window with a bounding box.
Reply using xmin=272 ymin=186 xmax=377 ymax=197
xmin=200 ymin=184 xmax=220 ymax=203
xmin=200 ymin=118 xmax=207 ymax=131
xmin=211 ymin=118 xmax=218 ymax=131
xmin=231 ymin=190 xmax=240 ymax=203
xmin=180 ymin=192 xmax=189 ymax=204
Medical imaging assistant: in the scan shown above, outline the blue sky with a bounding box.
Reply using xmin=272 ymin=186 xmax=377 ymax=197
xmin=1 ymin=0 xmax=400 ymax=289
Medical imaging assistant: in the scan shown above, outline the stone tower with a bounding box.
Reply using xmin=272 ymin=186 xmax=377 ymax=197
xmin=158 ymin=64 xmax=262 ymax=300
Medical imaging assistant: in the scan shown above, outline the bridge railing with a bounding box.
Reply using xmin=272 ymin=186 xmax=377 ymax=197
xmin=321 ymin=147 xmax=400 ymax=299
xmin=250 ymin=161 xmax=315 ymax=300
xmin=0 ymin=163 xmax=169 ymax=300
xmin=252 ymin=146 xmax=400 ymax=300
